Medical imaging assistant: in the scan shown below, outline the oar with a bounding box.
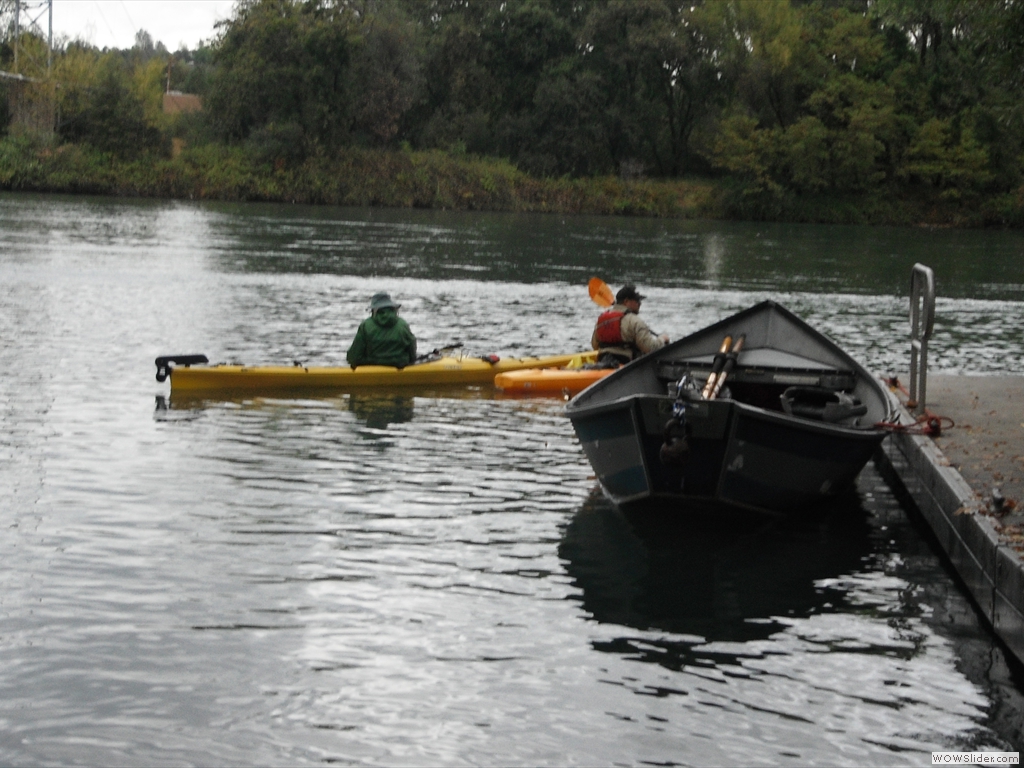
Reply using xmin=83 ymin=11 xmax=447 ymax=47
xmin=708 ymin=334 xmax=745 ymax=400
xmin=701 ymin=335 xmax=733 ymax=399
xmin=588 ymin=277 xmax=615 ymax=307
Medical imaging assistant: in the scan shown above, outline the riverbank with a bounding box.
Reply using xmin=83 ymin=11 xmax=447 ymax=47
xmin=0 ymin=137 xmax=722 ymax=219
xmin=1 ymin=135 xmax=1021 ymax=227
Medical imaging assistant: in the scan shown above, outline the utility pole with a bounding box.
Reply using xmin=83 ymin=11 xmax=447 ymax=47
xmin=11 ymin=0 xmax=53 ymax=75
xmin=14 ymin=0 xmax=20 ymax=72
xmin=4 ymin=0 xmax=55 ymax=135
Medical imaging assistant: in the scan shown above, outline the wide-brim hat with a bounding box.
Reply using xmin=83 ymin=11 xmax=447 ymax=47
xmin=369 ymin=292 xmax=400 ymax=311
xmin=616 ymin=285 xmax=646 ymax=303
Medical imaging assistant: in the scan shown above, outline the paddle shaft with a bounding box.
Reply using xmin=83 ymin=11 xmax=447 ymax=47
xmin=413 ymin=342 xmax=463 ymax=364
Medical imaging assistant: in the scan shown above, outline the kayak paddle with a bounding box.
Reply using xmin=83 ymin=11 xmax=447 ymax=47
xmin=588 ymin=277 xmax=615 ymax=307
xmin=412 ymin=342 xmax=463 ymax=364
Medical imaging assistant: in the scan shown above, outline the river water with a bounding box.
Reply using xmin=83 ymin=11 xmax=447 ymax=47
xmin=1 ymin=193 xmax=1022 ymax=765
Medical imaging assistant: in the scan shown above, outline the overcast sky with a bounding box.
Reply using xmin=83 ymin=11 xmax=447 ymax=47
xmin=48 ymin=1 xmax=236 ymax=51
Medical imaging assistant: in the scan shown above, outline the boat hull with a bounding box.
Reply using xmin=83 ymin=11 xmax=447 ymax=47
xmin=566 ymin=301 xmax=896 ymax=514
xmin=165 ymin=351 xmax=596 ymax=393
xmin=571 ymin=394 xmax=885 ymax=513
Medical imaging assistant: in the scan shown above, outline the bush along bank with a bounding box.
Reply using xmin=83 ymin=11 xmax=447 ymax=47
xmin=0 ymin=136 xmax=723 ymax=219
xmin=1 ymin=136 xmax=1022 ymax=227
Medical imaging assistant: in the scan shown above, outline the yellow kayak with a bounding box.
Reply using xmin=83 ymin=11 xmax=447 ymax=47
xmin=494 ymin=366 xmax=615 ymax=396
xmin=156 ymin=350 xmax=598 ymax=393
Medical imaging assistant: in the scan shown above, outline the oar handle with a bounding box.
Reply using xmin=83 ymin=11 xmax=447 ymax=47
xmin=701 ymin=336 xmax=733 ymax=399
xmin=708 ymin=334 xmax=745 ymax=400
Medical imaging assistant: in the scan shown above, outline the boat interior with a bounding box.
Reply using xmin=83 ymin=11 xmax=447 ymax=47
xmin=656 ymin=348 xmax=874 ymax=425
xmin=574 ymin=342 xmax=892 ymax=428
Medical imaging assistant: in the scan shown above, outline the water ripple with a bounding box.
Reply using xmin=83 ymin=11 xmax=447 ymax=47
xmin=1 ymin=196 xmax=1020 ymax=765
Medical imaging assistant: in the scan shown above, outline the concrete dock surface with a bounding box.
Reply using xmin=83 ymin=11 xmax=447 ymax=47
xmin=879 ymin=373 xmax=1024 ymax=666
xmin=927 ymin=375 xmax=1024 ymax=550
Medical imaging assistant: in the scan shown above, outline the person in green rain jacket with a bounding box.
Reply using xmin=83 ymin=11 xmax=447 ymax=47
xmin=346 ymin=292 xmax=418 ymax=368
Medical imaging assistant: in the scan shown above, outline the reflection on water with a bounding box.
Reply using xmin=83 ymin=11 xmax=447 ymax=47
xmin=702 ymin=232 xmax=726 ymax=287
xmin=192 ymin=201 xmax=1024 ymax=300
xmin=349 ymin=393 xmax=415 ymax=430
xmin=1 ymin=194 xmax=1022 ymax=764
xmin=561 ymin=490 xmax=872 ymax=644
xmin=560 ymin=467 xmax=1024 ymax=755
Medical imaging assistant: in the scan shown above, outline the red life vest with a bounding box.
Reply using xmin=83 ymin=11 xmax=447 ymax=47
xmin=594 ymin=309 xmax=626 ymax=346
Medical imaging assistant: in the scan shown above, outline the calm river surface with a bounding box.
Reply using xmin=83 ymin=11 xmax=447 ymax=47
xmin=1 ymin=193 xmax=1022 ymax=765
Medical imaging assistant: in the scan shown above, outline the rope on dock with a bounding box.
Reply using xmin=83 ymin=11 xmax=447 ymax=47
xmin=880 ymin=375 xmax=955 ymax=436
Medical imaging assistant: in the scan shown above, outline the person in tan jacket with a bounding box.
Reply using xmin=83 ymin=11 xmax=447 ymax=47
xmin=591 ymin=285 xmax=669 ymax=365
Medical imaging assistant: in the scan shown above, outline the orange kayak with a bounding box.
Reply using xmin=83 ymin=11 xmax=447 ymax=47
xmin=494 ymin=366 xmax=615 ymax=396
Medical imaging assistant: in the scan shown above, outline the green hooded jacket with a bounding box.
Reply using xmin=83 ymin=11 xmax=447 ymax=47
xmin=346 ymin=308 xmax=417 ymax=368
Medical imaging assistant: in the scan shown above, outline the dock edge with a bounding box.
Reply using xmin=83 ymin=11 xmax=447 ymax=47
xmin=874 ymin=399 xmax=1024 ymax=666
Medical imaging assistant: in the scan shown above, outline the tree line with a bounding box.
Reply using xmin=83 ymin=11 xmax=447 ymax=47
xmin=2 ymin=0 xmax=1023 ymax=223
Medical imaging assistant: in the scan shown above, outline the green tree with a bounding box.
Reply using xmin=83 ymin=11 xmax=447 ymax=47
xmin=349 ymin=5 xmax=423 ymax=146
xmin=487 ymin=0 xmax=583 ymax=173
xmin=579 ymin=0 xmax=727 ymax=177
xmin=134 ymin=56 xmax=169 ymax=129
xmin=522 ymin=62 xmax=611 ymax=177
xmin=206 ymin=0 xmax=354 ymax=154
xmin=173 ymin=45 xmax=216 ymax=97
xmin=646 ymin=2 xmax=730 ymax=176
xmin=57 ymin=52 xmax=161 ymax=156
xmin=411 ymin=0 xmax=593 ymax=173
xmin=414 ymin=3 xmax=496 ymax=153
xmin=580 ymin=0 xmax=670 ymax=173
xmin=901 ymin=117 xmax=992 ymax=200
xmin=872 ymin=0 xmax=1023 ymax=193
xmin=707 ymin=0 xmax=805 ymax=130
xmin=711 ymin=3 xmax=900 ymax=196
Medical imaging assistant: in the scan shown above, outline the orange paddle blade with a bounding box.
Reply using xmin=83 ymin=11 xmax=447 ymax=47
xmin=588 ymin=277 xmax=615 ymax=307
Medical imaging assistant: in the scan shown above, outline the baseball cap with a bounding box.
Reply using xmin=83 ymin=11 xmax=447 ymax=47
xmin=616 ymin=285 xmax=646 ymax=303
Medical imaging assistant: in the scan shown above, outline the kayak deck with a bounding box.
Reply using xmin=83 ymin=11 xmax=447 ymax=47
xmin=161 ymin=351 xmax=598 ymax=393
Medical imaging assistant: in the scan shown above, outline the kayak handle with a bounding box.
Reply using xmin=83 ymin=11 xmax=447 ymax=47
xmin=155 ymin=354 xmax=209 ymax=382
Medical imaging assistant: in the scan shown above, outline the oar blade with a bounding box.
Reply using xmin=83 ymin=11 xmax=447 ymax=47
xmin=588 ymin=277 xmax=615 ymax=307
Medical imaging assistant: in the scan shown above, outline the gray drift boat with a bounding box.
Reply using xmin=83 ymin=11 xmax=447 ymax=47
xmin=566 ymin=301 xmax=897 ymax=514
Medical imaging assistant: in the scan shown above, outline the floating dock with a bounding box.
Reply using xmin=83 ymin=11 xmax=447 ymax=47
xmin=877 ymin=373 xmax=1024 ymax=666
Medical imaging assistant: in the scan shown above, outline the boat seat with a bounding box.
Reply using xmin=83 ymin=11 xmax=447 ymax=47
xmin=780 ymin=386 xmax=867 ymax=423
xmin=656 ymin=360 xmax=857 ymax=391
